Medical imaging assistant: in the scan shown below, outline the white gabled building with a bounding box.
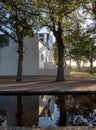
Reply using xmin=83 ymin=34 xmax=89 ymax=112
xmin=0 ymin=34 xmax=70 ymax=76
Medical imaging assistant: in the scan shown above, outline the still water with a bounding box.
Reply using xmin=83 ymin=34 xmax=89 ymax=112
xmin=0 ymin=94 xmax=96 ymax=127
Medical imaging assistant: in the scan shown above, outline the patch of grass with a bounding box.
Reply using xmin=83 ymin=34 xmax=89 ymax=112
xmin=71 ymin=71 xmax=96 ymax=77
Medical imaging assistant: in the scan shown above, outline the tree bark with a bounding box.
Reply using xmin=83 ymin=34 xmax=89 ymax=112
xmin=55 ymin=30 xmax=65 ymax=81
xmin=16 ymin=39 xmax=23 ymax=82
xmin=76 ymin=60 xmax=81 ymax=72
xmin=56 ymin=42 xmax=65 ymax=81
xmin=90 ymin=60 xmax=94 ymax=74
xmin=69 ymin=58 xmax=72 ymax=71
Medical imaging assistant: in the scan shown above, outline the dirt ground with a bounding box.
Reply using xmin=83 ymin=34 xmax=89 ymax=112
xmin=0 ymin=74 xmax=96 ymax=92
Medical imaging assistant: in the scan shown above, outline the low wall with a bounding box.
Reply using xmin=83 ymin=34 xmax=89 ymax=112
xmin=0 ymin=67 xmax=70 ymax=76
xmin=38 ymin=67 xmax=70 ymax=76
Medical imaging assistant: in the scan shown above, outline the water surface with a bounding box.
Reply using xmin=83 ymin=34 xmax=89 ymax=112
xmin=0 ymin=94 xmax=96 ymax=127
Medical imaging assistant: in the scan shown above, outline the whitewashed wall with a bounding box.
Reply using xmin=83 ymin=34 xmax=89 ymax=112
xmin=0 ymin=34 xmax=70 ymax=76
xmin=23 ymin=35 xmax=39 ymax=75
xmin=0 ymin=35 xmax=39 ymax=76
xmin=38 ymin=41 xmax=49 ymax=69
xmin=0 ymin=39 xmax=18 ymax=75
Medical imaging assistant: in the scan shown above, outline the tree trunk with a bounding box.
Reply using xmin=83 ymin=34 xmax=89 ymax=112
xmin=16 ymin=39 xmax=23 ymax=82
xmin=76 ymin=60 xmax=81 ymax=72
xmin=90 ymin=60 xmax=94 ymax=74
xmin=56 ymin=34 xmax=65 ymax=81
xmin=52 ymin=23 xmax=65 ymax=81
xmin=69 ymin=58 xmax=72 ymax=71
xmin=56 ymin=43 xmax=64 ymax=81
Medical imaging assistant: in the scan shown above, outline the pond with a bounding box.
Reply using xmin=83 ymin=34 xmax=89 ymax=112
xmin=0 ymin=94 xmax=96 ymax=127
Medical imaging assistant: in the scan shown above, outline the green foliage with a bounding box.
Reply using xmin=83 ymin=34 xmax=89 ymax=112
xmin=82 ymin=0 xmax=96 ymax=34
xmin=0 ymin=0 xmax=37 ymax=42
xmin=34 ymin=0 xmax=85 ymax=30
xmin=65 ymin=22 xmax=85 ymax=62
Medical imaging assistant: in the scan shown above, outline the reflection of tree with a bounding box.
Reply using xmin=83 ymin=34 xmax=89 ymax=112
xmin=56 ymin=96 xmax=67 ymax=126
xmin=68 ymin=95 xmax=96 ymax=126
xmin=16 ymin=96 xmax=23 ymax=126
xmin=55 ymin=95 xmax=96 ymax=126
xmin=0 ymin=110 xmax=6 ymax=126
xmin=66 ymin=95 xmax=96 ymax=116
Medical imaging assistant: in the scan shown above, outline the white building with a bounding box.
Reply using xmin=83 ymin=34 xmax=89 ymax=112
xmin=0 ymin=34 xmax=70 ymax=76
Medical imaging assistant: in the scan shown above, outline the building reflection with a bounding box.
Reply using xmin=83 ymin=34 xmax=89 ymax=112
xmin=39 ymin=96 xmax=54 ymax=120
xmin=0 ymin=95 xmax=55 ymax=127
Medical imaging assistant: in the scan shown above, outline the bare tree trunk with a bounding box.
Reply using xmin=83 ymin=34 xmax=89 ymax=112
xmin=16 ymin=39 xmax=23 ymax=82
xmin=76 ymin=60 xmax=81 ymax=72
xmin=55 ymin=28 xmax=65 ymax=81
xmin=69 ymin=58 xmax=72 ymax=71
xmin=56 ymin=42 xmax=65 ymax=81
xmin=90 ymin=60 xmax=94 ymax=74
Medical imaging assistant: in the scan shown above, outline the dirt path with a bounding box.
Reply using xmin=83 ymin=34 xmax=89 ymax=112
xmin=0 ymin=75 xmax=96 ymax=92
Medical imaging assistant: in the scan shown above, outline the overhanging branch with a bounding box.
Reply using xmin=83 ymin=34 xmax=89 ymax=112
xmin=0 ymin=26 xmax=18 ymax=43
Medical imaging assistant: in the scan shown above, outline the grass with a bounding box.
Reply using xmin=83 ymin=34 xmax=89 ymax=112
xmin=71 ymin=71 xmax=96 ymax=77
